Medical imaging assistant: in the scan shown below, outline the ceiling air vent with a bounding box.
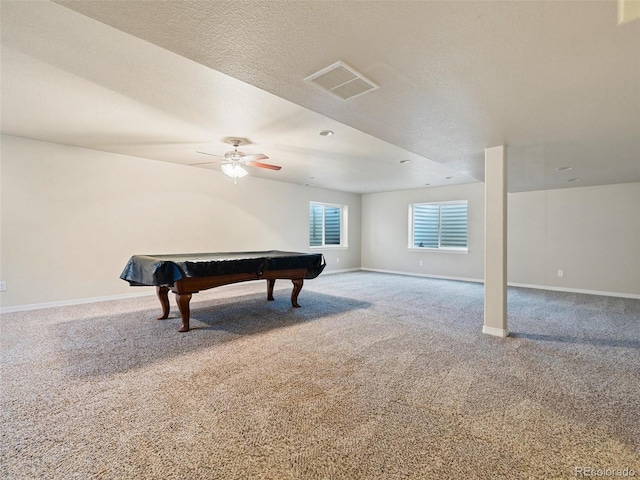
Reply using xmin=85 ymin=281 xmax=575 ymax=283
xmin=305 ymin=61 xmax=378 ymax=100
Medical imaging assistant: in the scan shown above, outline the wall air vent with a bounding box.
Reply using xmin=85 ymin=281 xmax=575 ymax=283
xmin=305 ymin=61 xmax=379 ymax=100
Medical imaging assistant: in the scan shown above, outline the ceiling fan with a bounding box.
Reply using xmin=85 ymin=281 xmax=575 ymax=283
xmin=191 ymin=138 xmax=281 ymax=182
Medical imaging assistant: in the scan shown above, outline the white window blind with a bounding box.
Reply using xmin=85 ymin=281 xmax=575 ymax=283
xmin=411 ymin=201 xmax=468 ymax=250
xmin=310 ymin=203 xmax=324 ymax=247
xmin=310 ymin=202 xmax=346 ymax=247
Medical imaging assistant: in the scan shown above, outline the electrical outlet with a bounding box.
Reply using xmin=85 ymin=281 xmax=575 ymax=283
xmin=0 ymin=281 xmax=6 ymax=292
xmin=557 ymin=270 xmax=564 ymax=277
xmin=336 ymin=257 xmax=340 ymax=263
xmin=419 ymin=260 xmax=423 ymax=266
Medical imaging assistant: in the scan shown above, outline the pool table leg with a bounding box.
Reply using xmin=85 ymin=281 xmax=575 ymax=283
xmin=156 ymin=286 xmax=170 ymax=320
xmin=175 ymin=293 xmax=192 ymax=332
xmin=267 ymin=279 xmax=276 ymax=301
xmin=291 ymin=279 xmax=303 ymax=308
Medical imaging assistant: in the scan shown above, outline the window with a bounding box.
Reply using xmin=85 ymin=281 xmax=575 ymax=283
xmin=310 ymin=202 xmax=348 ymax=248
xmin=409 ymin=201 xmax=468 ymax=251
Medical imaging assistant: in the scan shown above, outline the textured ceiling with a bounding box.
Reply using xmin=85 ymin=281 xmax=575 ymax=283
xmin=2 ymin=0 xmax=639 ymax=193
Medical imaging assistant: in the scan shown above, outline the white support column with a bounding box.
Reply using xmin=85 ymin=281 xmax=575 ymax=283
xmin=483 ymin=145 xmax=508 ymax=337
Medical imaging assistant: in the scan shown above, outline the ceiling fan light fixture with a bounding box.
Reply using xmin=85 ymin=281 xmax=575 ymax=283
xmin=221 ymin=163 xmax=248 ymax=179
xmin=225 ymin=150 xmax=243 ymax=161
xmin=192 ymin=138 xmax=280 ymax=180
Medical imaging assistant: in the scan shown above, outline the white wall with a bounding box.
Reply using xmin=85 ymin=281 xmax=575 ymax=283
xmin=362 ymin=180 xmax=640 ymax=297
xmin=0 ymin=135 xmax=361 ymax=308
xmin=2 ymin=134 xmax=638 ymax=309
xmin=508 ymin=183 xmax=640 ymax=296
xmin=361 ymin=183 xmax=485 ymax=281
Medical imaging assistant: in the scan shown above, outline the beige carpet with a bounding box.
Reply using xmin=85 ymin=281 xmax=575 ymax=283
xmin=1 ymin=272 xmax=639 ymax=479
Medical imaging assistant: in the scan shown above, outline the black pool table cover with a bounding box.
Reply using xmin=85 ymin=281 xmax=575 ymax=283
xmin=120 ymin=250 xmax=326 ymax=286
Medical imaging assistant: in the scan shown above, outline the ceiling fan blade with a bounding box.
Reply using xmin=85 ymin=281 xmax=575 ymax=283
xmin=196 ymin=150 xmax=224 ymax=158
xmin=241 ymin=153 xmax=269 ymax=162
xmin=191 ymin=150 xmax=226 ymax=165
xmin=246 ymin=161 xmax=282 ymax=171
xmin=189 ymin=161 xmax=220 ymax=166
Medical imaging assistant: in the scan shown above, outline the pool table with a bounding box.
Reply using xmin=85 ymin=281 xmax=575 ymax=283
xmin=120 ymin=251 xmax=325 ymax=332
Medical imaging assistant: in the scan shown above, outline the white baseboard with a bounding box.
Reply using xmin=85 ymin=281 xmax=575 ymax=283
xmin=0 ymin=269 xmax=360 ymax=314
xmin=507 ymin=282 xmax=640 ymax=300
xmin=0 ymin=290 xmax=156 ymax=314
xmin=323 ymin=268 xmax=361 ymax=275
xmin=482 ymin=325 xmax=509 ymax=337
xmin=361 ymin=267 xmax=484 ymax=284
xmin=361 ymin=268 xmax=639 ymax=299
xmin=3 ymin=270 xmax=637 ymax=314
